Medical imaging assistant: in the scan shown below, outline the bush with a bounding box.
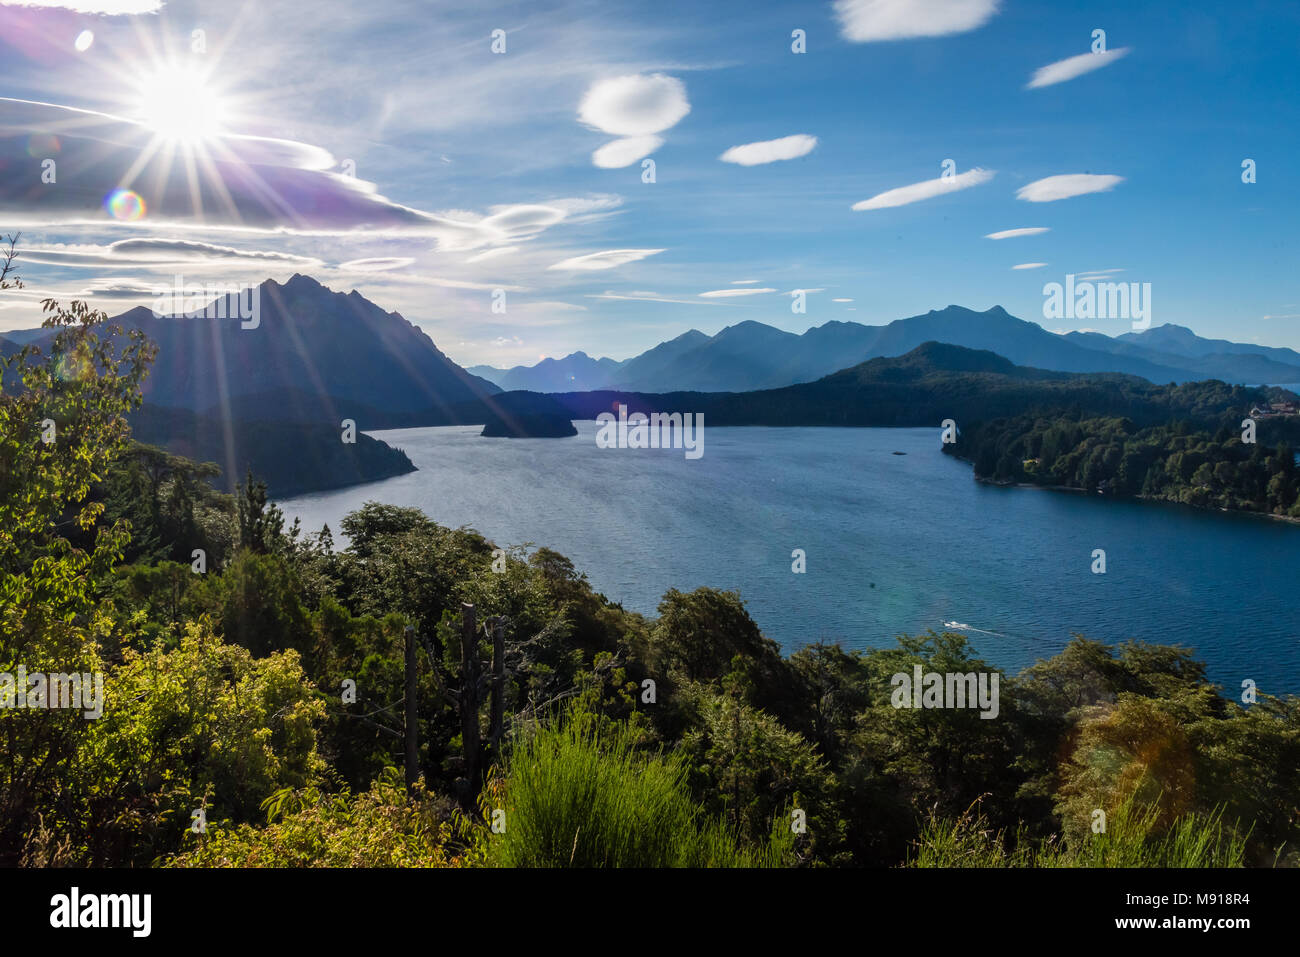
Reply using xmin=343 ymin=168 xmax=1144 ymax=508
xmin=165 ymin=769 xmax=458 ymax=868
xmin=485 ymin=709 xmax=791 ymax=868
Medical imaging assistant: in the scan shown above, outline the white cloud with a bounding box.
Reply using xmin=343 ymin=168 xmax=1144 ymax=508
xmin=0 ymin=0 xmax=161 ymax=11
xmin=1012 ymin=262 xmax=1047 ymax=269
xmin=579 ymin=74 xmax=690 ymax=136
xmin=78 ymin=278 xmax=164 ymax=298
xmin=1027 ymin=48 xmax=1131 ymax=89
xmin=548 ymin=249 xmax=665 ymax=271
xmin=719 ymin=134 xmax=818 ymax=166
xmin=1016 ymin=174 xmax=1123 ymax=202
xmin=833 ymin=298 xmax=854 ymax=302
xmin=401 ymin=275 xmax=528 ymax=292
xmin=592 ymin=135 xmax=663 ymax=168
xmin=698 ymin=287 xmax=778 ymax=298
xmin=337 ymin=258 xmax=415 ymax=272
xmin=20 ymin=239 xmax=323 ymax=269
xmin=480 ymin=204 xmax=568 ymax=234
xmin=833 ymin=0 xmax=999 ymax=42
xmin=852 ymin=167 xmax=994 ymax=210
xmin=579 ymin=74 xmax=689 ymax=170
xmin=731 ymin=279 xmax=761 ymax=284
xmin=512 ymin=300 xmax=588 ymax=314
xmin=587 ymin=291 xmax=734 ymax=306
xmin=985 ymin=227 xmax=1049 ymax=240
xmin=465 ymin=246 xmax=520 ymax=264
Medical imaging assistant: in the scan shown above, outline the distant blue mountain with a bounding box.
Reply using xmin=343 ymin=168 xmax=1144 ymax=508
xmin=468 ymin=305 xmax=1300 ymax=393
xmin=469 ymin=350 xmax=625 ymax=392
xmin=478 ymin=307 xmax=1300 ymax=392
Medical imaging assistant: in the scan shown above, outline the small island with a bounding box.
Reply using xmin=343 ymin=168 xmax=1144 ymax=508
xmin=481 ymin=412 xmax=578 ymax=438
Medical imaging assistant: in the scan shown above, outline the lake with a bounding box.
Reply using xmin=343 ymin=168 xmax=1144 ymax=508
xmin=279 ymin=423 xmax=1300 ymax=694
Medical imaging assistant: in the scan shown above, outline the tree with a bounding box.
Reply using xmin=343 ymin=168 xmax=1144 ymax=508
xmin=236 ymin=468 xmax=285 ymax=554
xmin=0 ymin=247 xmax=156 ymax=863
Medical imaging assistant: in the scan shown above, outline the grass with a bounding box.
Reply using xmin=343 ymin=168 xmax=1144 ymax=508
xmin=484 ymin=709 xmax=792 ymax=868
xmin=907 ymin=791 xmax=1250 ymax=868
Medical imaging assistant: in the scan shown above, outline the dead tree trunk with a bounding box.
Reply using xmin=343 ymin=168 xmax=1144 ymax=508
xmin=489 ymin=616 xmax=505 ymax=754
xmin=404 ymin=624 xmax=418 ymax=795
xmin=460 ymin=603 xmax=480 ymax=797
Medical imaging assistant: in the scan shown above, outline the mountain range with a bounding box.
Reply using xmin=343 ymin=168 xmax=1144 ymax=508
xmin=7 ymin=276 xmax=1300 ymax=493
xmin=470 ymin=306 xmax=1300 ymax=393
xmin=543 ymin=340 xmax=1294 ymax=436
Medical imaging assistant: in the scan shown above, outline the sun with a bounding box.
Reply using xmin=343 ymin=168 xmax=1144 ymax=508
xmin=133 ymin=64 xmax=228 ymax=144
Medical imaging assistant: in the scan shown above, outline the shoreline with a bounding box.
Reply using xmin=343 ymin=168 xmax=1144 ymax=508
xmin=970 ymin=473 xmax=1300 ymax=526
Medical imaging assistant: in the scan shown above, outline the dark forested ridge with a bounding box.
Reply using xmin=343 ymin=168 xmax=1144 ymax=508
xmin=947 ymin=414 xmax=1300 ymax=517
xmin=548 ymin=341 xmax=1298 ymax=430
xmin=129 ymin=405 xmax=417 ymax=497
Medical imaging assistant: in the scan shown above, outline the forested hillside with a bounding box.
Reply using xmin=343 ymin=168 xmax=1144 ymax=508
xmin=948 ymin=414 xmax=1300 ymax=517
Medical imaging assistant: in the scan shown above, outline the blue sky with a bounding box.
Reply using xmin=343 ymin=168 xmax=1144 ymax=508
xmin=1 ymin=0 xmax=1297 ymax=366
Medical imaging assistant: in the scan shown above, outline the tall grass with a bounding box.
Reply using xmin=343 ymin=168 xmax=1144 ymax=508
xmin=908 ymin=792 xmax=1250 ymax=868
xmin=485 ymin=711 xmax=791 ymax=867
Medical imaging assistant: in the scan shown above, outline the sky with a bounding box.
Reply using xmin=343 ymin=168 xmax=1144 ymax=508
xmin=1 ymin=0 xmax=1297 ymax=368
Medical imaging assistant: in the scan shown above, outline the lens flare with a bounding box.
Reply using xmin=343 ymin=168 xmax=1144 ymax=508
xmin=25 ymin=134 xmax=60 ymax=158
xmin=104 ymin=188 xmax=146 ymax=221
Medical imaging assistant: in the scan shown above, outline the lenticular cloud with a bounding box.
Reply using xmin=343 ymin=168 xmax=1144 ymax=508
xmin=719 ymin=135 xmax=818 ymax=166
xmin=1016 ymin=174 xmax=1123 ymax=202
xmin=579 ymin=74 xmax=690 ymax=136
xmin=579 ymin=74 xmax=689 ymax=168
xmin=833 ymin=0 xmax=1000 ymax=42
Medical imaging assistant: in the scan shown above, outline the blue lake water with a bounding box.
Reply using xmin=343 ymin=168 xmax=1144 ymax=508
xmin=279 ymin=424 xmax=1300 ymax=694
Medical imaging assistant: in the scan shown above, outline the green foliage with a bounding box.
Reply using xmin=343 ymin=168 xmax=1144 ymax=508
xmin=0 ymin=276 xmax=154 ymax=865
xmin=4 ymin=250 xmax=1296 ymax=869
xmin=166 ymin=768 xmax=457 ymax=868
xmin=679 ymin=686 xmax=839 ymax=864
xmin=908 ymin=790 xmax=1249 ymax=868
xmin=952 ymin=412 xmax=1300 ymax=515
xmin=70 ymin=622 xmax=326 ymax=866
xmin=483 ymin=708 xmax=792 ymax=867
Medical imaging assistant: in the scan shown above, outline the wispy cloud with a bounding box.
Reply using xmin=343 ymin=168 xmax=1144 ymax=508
xmin=698 ymin=287 xmax=777 ymax=297
xmin=336 ymin=257 xmax=415 ymax=272
xmin=0 ymin=0 xmax=160 ymax=10
xmin=852 ymin=168 xmax=994 ymax=211
xmin=587 ymin=290 xmax=734 ymax=306
xmin=985 ymin=227 xmax=1049 ymax=240
xmin=1016 ymin=174 xmax=1123 ymax=202
xmin=465 ymin=247 xmax=520 ymax=264
xmin=719 ymin=134 xmax=818 ymax=166
xmin=833 ymin=0 xmax=1000 ymax=42
xmin=1027 ymin=48 xmax=1131 ymax=89
xmin=548 ymin=249 xmax=666 ymax=271
xmin=1012 ymin=262 xmax=1047 ymax=269
xmin=20 ymin=238 xmax=323 ymax=269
